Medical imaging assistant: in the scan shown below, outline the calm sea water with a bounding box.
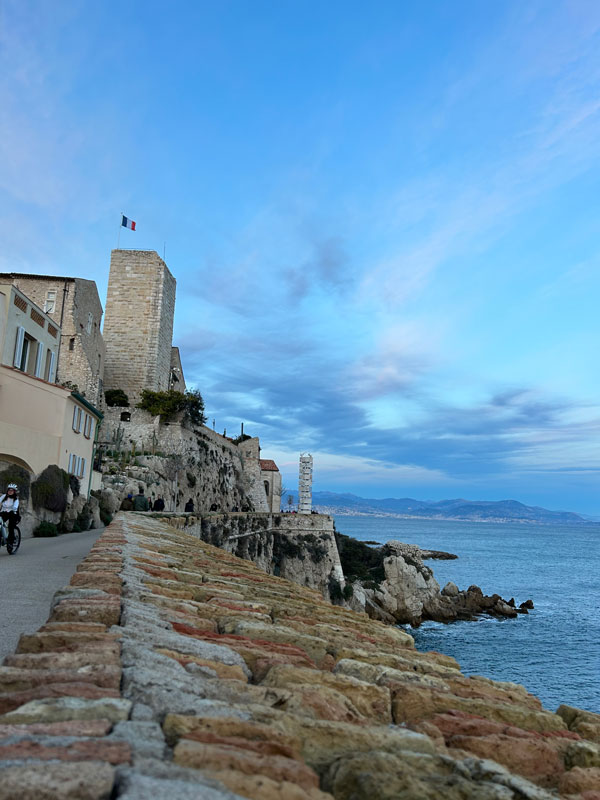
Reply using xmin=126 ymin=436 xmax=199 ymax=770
xmin=333 ymin=515 xmax=600 ymax=713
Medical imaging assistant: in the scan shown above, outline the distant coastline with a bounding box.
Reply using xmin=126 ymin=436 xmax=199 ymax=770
xmin=320 ymin=508 xmax=589 ymax=525
xmin=295 ymin=491 xmax=593 ymax=526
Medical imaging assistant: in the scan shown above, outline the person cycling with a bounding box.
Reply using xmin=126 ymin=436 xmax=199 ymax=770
xmin=0 ymin=484 xmax=20 ymax=547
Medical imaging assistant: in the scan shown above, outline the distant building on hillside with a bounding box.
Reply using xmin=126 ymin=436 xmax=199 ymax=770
xmin=0 ymin=272 xmax=106 ymax=407
xmin=103 ymin=250 xmax=176 ymax=404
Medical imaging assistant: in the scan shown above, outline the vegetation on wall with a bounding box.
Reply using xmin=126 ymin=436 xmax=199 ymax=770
xmin=334 ymin=530 xmax=386 ymax=587
xmin=33 ymin=521 xmax=59 ymax=537
xmin=137 ymin=388 xmax=207 ymax=425
xmin=31 ymin=465 xmax=70 ymax=512
xmin=0 ymin=464 xmax=30 ymax=503
xmin=232 ymin=433 xmax=251 ymax=444
xmin=105 ymin=388 xmax=130 ymax=407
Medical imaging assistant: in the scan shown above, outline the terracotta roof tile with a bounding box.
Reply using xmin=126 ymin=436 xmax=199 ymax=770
xmin=259 ymin=459 xmax=279 ymax=472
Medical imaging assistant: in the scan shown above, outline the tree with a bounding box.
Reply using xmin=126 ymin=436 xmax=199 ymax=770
xmin=137 ymin=389 xmax=207 ymax=426
xmin=287 ymin=494 xmax=295 ymax=512
xmin=105 ymin=389 xmax=129 ymax=407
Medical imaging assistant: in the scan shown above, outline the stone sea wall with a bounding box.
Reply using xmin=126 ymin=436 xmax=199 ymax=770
xmin=0 ymin=514 xmax=598 ymax=798
xmin=157 ymin=511 xmax=345 ymax=601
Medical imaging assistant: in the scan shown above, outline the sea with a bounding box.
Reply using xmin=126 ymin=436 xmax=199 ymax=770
xmin=332 ymin=515 xmax=600 ymax=714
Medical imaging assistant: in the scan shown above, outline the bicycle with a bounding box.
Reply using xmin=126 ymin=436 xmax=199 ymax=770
xmin=0 ymin=515 xmax=21 ymax=555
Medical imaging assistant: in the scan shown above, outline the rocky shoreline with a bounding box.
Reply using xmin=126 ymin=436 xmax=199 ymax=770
xmin=338 ymin=538 xmax=534 ymax=627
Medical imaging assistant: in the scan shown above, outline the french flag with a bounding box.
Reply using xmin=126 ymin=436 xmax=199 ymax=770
xmin=121 ymin=214 xmax=136 ymax=231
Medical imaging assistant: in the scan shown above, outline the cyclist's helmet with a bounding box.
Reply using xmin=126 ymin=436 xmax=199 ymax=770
xmin=7 ymin=484 xmax=18 ymax=492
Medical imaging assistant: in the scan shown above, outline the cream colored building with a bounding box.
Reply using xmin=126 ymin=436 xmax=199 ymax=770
xmin=0 ymin=273 xmax=106 ymax=407
xmin=0 ymin=286 xmax=102 ymax=496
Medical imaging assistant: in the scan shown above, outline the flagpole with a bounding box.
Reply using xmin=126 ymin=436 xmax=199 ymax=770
xmin=117 ymin=212 xmax=123 ymax=249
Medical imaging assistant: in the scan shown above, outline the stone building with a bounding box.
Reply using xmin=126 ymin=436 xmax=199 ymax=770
xmin=260 ymin=459 xmax=283 ymax=512
xmin=0 ymin=272 xmax=106 ymax=407
xmin=103 ymin=249 xmax=176 ymax=404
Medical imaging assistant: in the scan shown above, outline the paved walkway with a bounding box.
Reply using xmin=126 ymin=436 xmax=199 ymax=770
xmin=0 ymin=527 xmax=102 ymax=662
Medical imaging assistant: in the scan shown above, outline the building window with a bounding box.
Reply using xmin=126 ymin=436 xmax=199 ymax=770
xmin=13 ymin=326 xmax=25 ymax=369
xmin=69 ymin=337 xmax=75 ymax=351
xmin=120 ymin=411 xmax=131 ymax=422
xmin=44 ymin=349 xmax=56 ymax=382
xmin=44 ymin=291 xmax=56 ymax=313
xmin=83 ymin=414 xmax=94 ymax=439
xmin=264 ymin=480 xmax=270 ymax=496
xmin=68 ymin=454 xmax=86 ymax=478
xmin=72 ymin=406 xmax=82 ymax=433
xmin=14 ymin=328 xmax=35 ymax=373
xmin=34 ymin=342 xmax=44 ymax=378
xmin=86 ymin=312 xmax=93 ymax=334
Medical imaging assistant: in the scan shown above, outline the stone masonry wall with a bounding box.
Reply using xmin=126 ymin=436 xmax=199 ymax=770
xmin=103 ymin=250 xmax=176 ymax=403
xmin=0 ymin=515 xmax=597 ymax=799
xmin=101 ymin=408 xmax=269 ymax=513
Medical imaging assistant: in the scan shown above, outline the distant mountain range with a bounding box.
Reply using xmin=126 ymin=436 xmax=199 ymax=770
xmin=289 ymin=491 xmax=588 ymax=525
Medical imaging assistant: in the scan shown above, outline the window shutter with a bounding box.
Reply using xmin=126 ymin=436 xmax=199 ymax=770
xmin=68 ymin=454 xmax=73 ymax=473
xmin=48 ymin=351 xmax=56 ymax=382
xmin=13 ymin=326 xmax=25 ymax=367
xmin=34 ymin=342 xmax=44 ymax=378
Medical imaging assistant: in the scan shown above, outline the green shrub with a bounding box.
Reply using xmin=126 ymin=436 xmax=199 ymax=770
xmin=328 ymin=576 xmax=344 ymax=603
xmin=99 ymin=509 xmax=112 ymax=526
xmin=0 ymin=464 xmax=31 ymax=503
xmin=69 ymin=474 xmax=80 ymax=497
xmin=105 ymin=389 xmax=129 ymax=407
xmin=33 ymin=521 xmax=59 ymax=537
xmin=334 ymin=531 xmax=386 ymax=585
xmin=31 ymin=465 xmax=69 ymax=512
xmin=71 ymin=520 xmax=82 ymax=532
xmin=137 ymin=389 xmax=207 ymax=425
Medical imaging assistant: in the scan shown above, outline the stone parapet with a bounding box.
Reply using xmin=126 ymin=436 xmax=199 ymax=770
xmin=0 ymin=515 xmax=598 ymax=798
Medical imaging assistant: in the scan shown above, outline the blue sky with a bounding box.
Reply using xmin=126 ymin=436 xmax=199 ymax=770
xmin=2 ymin=1 xmax=600 ymax=514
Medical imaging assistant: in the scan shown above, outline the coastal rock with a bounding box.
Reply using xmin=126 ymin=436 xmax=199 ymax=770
xmin=557 ymin=704 xmax=600 ymax=743
xmin=442 ymin=581 xmax=459 ymax=597
xmin=348 ymin=544 xmax=528 ymax=626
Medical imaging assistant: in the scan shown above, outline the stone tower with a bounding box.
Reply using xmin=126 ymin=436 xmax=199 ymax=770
xmin=103 ymin=250 xmax=176 ymax=403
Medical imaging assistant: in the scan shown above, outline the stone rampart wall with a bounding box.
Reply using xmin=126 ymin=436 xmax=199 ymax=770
xmin=100 ymin=410 xmax=269 ymax=513
xmin=0 ymin=515 xmax=596 ymax=798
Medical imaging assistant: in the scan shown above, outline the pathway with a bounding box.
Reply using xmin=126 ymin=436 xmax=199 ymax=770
xmin=0 ymin=527 xmax=102 ymax=662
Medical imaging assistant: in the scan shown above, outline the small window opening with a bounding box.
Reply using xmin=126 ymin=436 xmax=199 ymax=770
xmin=69 ymin=337 xmax=75 ymax=351
xmin=120 ymin=411 xmax=131 ymax=422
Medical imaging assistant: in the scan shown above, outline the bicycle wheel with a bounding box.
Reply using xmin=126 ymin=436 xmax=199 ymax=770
xmin=7 ymin=526 xmax=21 ymax=555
